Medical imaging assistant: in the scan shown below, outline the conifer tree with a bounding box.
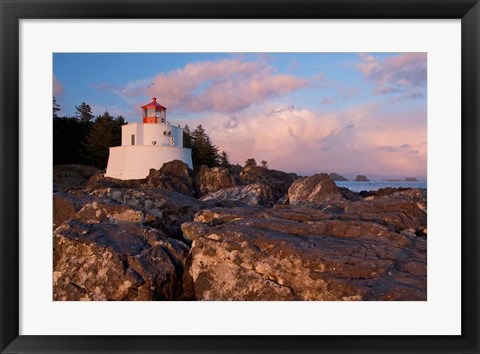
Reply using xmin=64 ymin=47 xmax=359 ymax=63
xmin=244 ymin=158 xmax=257 ymax=167
xmin=191 ymin=124 xmax=219 ymax=168
xmin=81 ymin=111 xmax=122 ymax=168
xmin=53 ymin=97 xmax=61 ymax=118
xmin=219 ymin=150 xmax=231 ymax=168
xmin=183 ymin=125 xmax=193 ymax=148
xmin=75 ymin=102 xmax=94 ymax=123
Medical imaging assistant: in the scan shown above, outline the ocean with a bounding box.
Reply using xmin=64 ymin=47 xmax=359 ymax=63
xmin=335 ymin=180 xmax=427 ymax=192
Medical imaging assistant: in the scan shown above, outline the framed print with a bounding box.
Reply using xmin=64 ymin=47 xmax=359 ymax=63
xmin=1 ymin=0 xmax=479 ymax=353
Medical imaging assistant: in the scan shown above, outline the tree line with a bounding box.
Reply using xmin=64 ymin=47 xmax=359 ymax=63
xmin=53 ymin=98 xmax=124 ymax=168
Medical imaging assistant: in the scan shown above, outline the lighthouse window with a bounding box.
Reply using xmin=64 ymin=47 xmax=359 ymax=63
xmin=131 ymin=134 xmax=135 ymax=145
xmin=155 ymin=110 xmax=161 ymax=117
xmin=147 ymin=108 xmax=155 ymax=116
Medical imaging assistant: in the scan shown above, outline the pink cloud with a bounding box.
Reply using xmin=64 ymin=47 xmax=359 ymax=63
xmin=188 ymin=103 xmax=426 ymax=178
xmin=357 ymin=53 xmax=427 ymax=99
xmin=53 ymin=75 xmax=64 ymax=96
xmin=112 ymin=57 xmax=310 ymax=114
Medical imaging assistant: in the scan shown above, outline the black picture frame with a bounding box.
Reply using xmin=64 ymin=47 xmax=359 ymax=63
xmin=1 ymin=1 xmax=479 ymax=353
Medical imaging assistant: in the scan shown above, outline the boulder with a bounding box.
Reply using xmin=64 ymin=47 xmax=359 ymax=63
xmin=239 ymin=165 xmax=298 ymax=201
xmin=53 ymin=193 xmax=94 ymax=230
xmin=200 ymin=183 xmax=275 ymax=207
xmin=288 ymin=173 xmax=341 ymax=206
xmin=338 ymin=187 xmax=362 ymax=202
xmin=197 ymin=166 xmax=236 ymax=196
xmin=53 ymin=220 xmax=193 ymax=300
xmin=183 ymin=206 xmax=426 ymax=301
xmin=145 ymin=160 xmax=196 ymax=197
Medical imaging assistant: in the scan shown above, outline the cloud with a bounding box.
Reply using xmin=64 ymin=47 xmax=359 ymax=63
xmin=338 ymin=86 xmax=361 ymax=99
xmin=103 ymin=57 xmax=310 ymax=114
xmin=53 ymin=75 xmax=64 ymax=96
xmin=356 ymin=53 xmax=427 ymax=99
xmin=321 ymin=97 xmax=335 ymax=105
xmin=189 ymin=102 xmax=426 ymax=178
xmin=287 ymin=60 xmax=300 ymax=72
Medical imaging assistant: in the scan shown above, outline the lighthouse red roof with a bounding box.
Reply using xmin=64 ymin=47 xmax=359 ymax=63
xmin=141 ymin=97 xmax=167 ymax=110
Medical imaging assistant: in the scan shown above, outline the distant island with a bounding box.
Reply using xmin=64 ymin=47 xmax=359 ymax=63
xmin=355 ymin=175 xmax=369 ymax=182
xmin=385 ymin=177 xmax=419 ymax=182
xmin=329 ymin=173 xmax=348 ymax=181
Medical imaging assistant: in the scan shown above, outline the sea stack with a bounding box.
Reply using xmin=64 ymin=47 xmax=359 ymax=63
xmin=355 ymin=175 xmax=369 ymax=182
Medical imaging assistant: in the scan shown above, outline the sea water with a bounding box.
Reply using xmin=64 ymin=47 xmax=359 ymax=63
xmin=335 ymin=180 xmax=427 ymax=193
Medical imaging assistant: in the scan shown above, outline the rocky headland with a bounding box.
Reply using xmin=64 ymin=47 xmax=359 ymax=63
xmin=53 ymin=161 xmax=427 ymax=301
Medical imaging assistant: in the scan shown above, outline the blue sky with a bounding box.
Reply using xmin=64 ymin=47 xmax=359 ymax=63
xmin=53 ymin=52 xmax=427 ymax=178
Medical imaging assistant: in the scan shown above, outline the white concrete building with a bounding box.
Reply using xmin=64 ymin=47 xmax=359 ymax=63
xmin=105 ymin=97 xmax=192 ymax=180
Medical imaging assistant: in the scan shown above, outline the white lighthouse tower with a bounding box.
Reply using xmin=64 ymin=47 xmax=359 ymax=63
xmin=105 ymin=97 xmax=193 ymax=180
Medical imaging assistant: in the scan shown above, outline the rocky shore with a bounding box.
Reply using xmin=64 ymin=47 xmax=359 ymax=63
xmin=53 ymin=161 xmax=427 ymax=301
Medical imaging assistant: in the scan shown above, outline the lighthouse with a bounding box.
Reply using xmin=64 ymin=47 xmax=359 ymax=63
xmin=105 ymin=98 xmax=193 ymax=180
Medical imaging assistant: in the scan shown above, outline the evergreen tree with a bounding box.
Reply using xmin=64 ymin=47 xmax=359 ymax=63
xmin=244 ymin=158 xmax=257 ymax=167
xmin=75 ymin=102 xmax=94 ymax=123
xmin=260 ymin=160 xmax=268 ymax=168
xmin=115 ymin=115 xmax=126 ymax=126
xmin=183 ymin=125 xmax=192 ymax=148
xmin=219 ymin=150 xmax=231 ymax=168
xmin=53 ymin=97 xmax=61 ymax=118
xmin=81 ymin=111 xmax=121 ymax=168
xmin=191 ymin=124 xmax=219 ymax=168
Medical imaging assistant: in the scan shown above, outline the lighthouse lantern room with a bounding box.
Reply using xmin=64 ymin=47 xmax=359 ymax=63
xmin=105 ymin=97 xmax=193 ymax=180
xmin=142 ymin=97 xmax=166 ymax=124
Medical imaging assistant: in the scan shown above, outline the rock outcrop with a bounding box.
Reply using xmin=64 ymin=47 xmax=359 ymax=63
xmin=239 ymin=165 xmax=298 ymax=201
xmin=145 ymin=160 xmax=196 ymax=197
xmin=91 ymin=188 xmax=205 ymax=240
xmin=53 ymin=165 xmax=427 ymax=302
xmin=182 ymin=206 xmax=427 ymax=301
xmin=343 ymin=198 xmax=427 ymax=234
xmin=86 ymin=173 xmax=145 ymax=191
xmin=53 ymin=193 xmax=94 ymax=230
xmin=197 ymin=166 xmax=236 ymax=196
xmin=288 ymin=173 xmax=341 ymax=206
xmin=54 ymin=220 xmax=193 ymax=300
xmin=200 ymin=183 xmax=275 ymax=207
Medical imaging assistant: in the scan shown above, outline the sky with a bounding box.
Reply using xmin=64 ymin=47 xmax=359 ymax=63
xmin=53 ymin=52 xmax=427 ymax=179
